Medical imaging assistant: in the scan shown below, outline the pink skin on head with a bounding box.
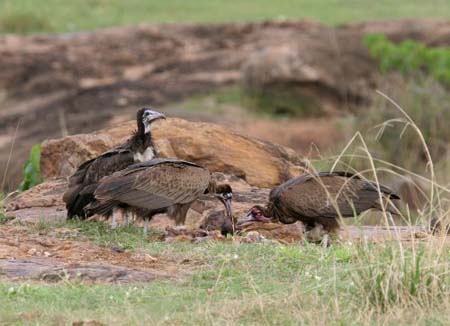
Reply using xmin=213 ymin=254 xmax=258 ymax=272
xmin=238 ymin=206 xmax=271 ymax=224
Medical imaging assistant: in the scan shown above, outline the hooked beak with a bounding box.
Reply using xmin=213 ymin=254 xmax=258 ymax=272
xmin=216 ymin=194 xmax=233 ymax=218
xmin=148 ymin=112 xmax=166 ymax=123
xmin=237 ymin=211 xmax=255 ymax=225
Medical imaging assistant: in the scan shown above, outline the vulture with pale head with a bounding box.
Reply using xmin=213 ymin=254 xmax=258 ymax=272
xmin=63 ymin=107 xmax=166 ymax=225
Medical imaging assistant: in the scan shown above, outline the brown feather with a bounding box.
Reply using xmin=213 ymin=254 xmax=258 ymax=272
xmin=63 ymin=109 xmax=157 ymax=219
xmin=268 ymin=172 xmax=400 ymax=232
xmin=88 ymin=158 xmax=213 ymax=225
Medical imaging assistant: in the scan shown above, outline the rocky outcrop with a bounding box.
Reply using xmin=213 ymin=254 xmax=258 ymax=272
xmin=241 ymin=39 xmax=376 ymax=115
xmin=2 ymin=20 xmax=450 ymax=189
xmin=5 ymin=178 xmax=67 ymax=211
xmin=41 ymin=118 xmax=306 ymax=188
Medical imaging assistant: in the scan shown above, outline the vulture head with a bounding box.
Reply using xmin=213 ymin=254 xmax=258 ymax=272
xmin=238 ymin=205 xmax=272 ymax=224
xmin=214 ymin=184 xmax=233 ymax=218
xmin=137 ymin=107 xmax=166 ymax=134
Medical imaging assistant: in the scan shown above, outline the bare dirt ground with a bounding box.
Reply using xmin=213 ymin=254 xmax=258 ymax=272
xmin=0 ymin=223 xmax=186 ymax=283
xmin=0 ymin=218 xmax=446 ymax=284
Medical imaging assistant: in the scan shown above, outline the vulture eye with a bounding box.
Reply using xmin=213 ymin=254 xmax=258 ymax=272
xmin=144 ymin=111 xmax=150 ymax=117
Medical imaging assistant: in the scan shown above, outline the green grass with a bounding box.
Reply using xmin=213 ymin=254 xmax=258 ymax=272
xmin=1 ymin=221 xmax=449 ymax=325
xmin=1 ymin=0 xmax=450 ymax=34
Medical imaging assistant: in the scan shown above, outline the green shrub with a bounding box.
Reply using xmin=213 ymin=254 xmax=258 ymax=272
xmin=363 ymin=34 xmax=450 ymax=86
xmin=0 ymin=12 xmax=53 ymax=34
xmin=351 ymin=243 xmax=450 ymax=310
xmin=0 ymin=210 xmax=7 ymax=225
xmin=19 ymin=144 xmax=42 ymax=192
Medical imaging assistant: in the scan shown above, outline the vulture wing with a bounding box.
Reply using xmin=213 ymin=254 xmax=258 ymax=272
xmin=93 ymin=158 xmax=211 ymax=211
xmin=271 ymin=172 xmax=399 ymax=219
xmin=63 ymin=144 xmax=135 ymax=218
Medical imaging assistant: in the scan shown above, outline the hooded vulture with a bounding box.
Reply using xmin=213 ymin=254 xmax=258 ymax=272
xmin=63 ymin=108 xmax=166 ymax=223
xmin=238 ymin=171 xmax=400 ymax=240
xmin=85 ymin=158 xmax=233 ymax=234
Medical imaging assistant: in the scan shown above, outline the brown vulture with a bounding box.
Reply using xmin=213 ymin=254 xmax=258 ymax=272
xmin=238 ymin=172 xmax=400 ymax=240
xmin=63 ymin=108 xmax=165 ymax=224
xmin=85 ymin=158 xmax=233 ymax=234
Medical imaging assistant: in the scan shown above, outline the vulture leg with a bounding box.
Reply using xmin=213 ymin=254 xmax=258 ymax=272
xmin=124 ymin=210 xmax=134 ymax=226
xmin=322 ymin=234 xmax=329 ymax=248
xmin=111 ymin=208 xmax=123 ymax=229
xmin=143 ymin=218 xmax=149 ymax=235
xmin=169 ymin=203 xmax=192 ymax=226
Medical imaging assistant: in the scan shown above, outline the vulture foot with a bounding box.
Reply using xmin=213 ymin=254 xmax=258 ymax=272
xmin=306 ymin=224 xmax=326 ymax=243
xmin=124 ymin=211 xmax=135 ymax=226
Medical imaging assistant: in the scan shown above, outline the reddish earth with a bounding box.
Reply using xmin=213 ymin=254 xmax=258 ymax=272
xmin=0 ymin=218 xmax=447 ymax=284
xmin=0 ymin=223 xmax=185 ymax=283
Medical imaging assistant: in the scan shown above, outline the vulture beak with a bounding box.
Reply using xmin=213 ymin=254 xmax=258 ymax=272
xmin=216 ymin=193 xmax=233 ymax=218
xmin=148 ymin=112 xmax=166 ymax=123
xmin=237 ymin=211 xmax=255 ymax=224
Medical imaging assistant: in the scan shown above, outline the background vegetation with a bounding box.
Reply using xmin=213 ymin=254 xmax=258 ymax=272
xmin=364 ymin=34 xmax=450 ymax=86
xmin=0 ymin=0 xmax=450 ymax=34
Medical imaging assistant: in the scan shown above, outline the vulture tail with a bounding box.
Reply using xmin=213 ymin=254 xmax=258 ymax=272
xmin=65 ymin=184 xmax=98 ymax=219
xmin=84 ymin=200 xmax=116 ymax=217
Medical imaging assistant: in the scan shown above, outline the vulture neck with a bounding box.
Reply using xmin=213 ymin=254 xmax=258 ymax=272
xmin=131 ymin=126 xmax=156 ymax=160
xmin=262 ymin=203 xmax=277 ymax=221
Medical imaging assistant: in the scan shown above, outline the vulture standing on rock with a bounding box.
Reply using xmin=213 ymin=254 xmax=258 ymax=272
xmin=85 ymin=158 xmax=233 ymax=234
xmin=63 ymin=107 xmax=166 ymax=225
xmin=238 ymin=172 xmax=400 ymax=242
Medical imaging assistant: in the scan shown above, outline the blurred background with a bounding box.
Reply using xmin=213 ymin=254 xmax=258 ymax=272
xmin=1 ymin=0 xmax=450 ymax=220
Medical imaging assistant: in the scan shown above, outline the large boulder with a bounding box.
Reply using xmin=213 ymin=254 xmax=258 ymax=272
xmin=241 ymin=36 xmax=376 ymax=116
xmin=41 ymin=118 xmax=306 ymax=188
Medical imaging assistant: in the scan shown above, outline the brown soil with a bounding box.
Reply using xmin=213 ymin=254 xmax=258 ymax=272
xmin=0 ymin=224 xmax=185 ymax=283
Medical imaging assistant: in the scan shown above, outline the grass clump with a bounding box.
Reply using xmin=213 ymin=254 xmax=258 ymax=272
xmin=18 ymin=144 xmax=42 ymax=192
xmin=351 ymin=242 xmax=450 ymax=311
xmin=0 ymin=11 xmax=53 ymax=34
xmin=69 ymin=220 xmax=164 ymax=249
xmin=0 ymin=211 xmax=8 ymax=225
xmin=353 ymin=78 xmax=450 ymax=175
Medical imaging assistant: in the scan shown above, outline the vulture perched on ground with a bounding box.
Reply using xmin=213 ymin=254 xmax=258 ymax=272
xmin=85 ymin=158 xmax=233 ymax=234
xmin=238 ymin=172 xmax=400 ymax=241
xmin=63 ymin=108 xmax=165 ymax=224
